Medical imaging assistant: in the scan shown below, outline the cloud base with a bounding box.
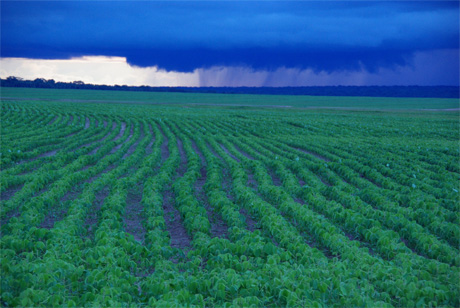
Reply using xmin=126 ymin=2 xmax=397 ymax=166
xmin=1 ymin=49 xmax=458 ymax=87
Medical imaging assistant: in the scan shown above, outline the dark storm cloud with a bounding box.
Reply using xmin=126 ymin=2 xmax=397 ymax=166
xmin=1 ymin=1 xmax=458 ymax=72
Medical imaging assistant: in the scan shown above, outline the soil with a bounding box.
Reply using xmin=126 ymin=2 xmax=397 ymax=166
xmin=113 ymin=122 xmax=127 ymax=142
xmin=39 ymin=184 xmax=84 ymax=229
xmin=267 ymin=169 xmax=282 ymax=186
xmin=123 ymin=123 xmax=144 ymax=159
xmin=65 ymin=130 xmax=80 ymax=139
xmin=88 ymin=122 xmax=117 ymax=155
xmin=145 ymin=123 xmax=155 ymax=155
xmin=84 ymin=117 xmax=90 ymax=129
xmin=110 ymin=123 xmax=132 ymax=154
xmin=194 ymin=166 xmax=229 ymax=239
xmin=124 ymin=185 xmax=146 ymax=244
xmin=294 ymin=147 xmax=331 ymax=162
xmin=219 ymin=144 xmax=241 ymax=162
xmin=1 ymin=184 xmax=24 ymax=202
xmin=37 ymin=150 xmax=57 ymax=159
xmin=191 ymin=140 xmax=207 ymax=168
xmin=39 ymin=207 xmax=67 ymax=230
xmin=47 ymin=116 xmax=58 ymax=125
xmin=399 ymin=237 xmax=419 ymax=256
xmin=18 ymin=165 xmax=38 ymax=176
xmin=162 ymin=186 xmax=191 ymax=250
xmin=222 ymin=175 xmax=234 ymax=201
xmin=239 ymin=208 xmax=258 ymax=232
xmin=84 ymin=186 xmax=110 ymax=239
xmin=157 ymin=123 xmax=170 ymax=162
xmin=359 ymin=173 xmax=383 ymax=188
xmin=205 ymin=151 xmax=262 ymax=235
xmin=176 ymin=137 xmax=188 ymax=177
xmin=0 ymin=207 xmax=22 ymax=233
xmin=60 ymin=185 xmax=83 ymax=203
xmin=232 ymin=144 xmax=255 ymax=160
xmin=318 ymin=175 xmax=333 ymax=187
xmin=297 ymin=176 xmax=307 ymax=186
xmin=85 ymin=163 xmax=117 ymax=183
xmin=246 ymin=172 xmax=258 ymax=189
xmin=206 ymin=143 xmax=224 ymax=162
xmin=103 ymin=120 xmax=108 ymax=128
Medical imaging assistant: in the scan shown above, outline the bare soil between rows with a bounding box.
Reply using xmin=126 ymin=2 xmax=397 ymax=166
xmin=192 ymin=152 xmax=229 ymax=239
xmin=84 ymin=186 xmax=110 ymax=239
xmin=220 ymin=144 xmax=241 ymax=162
xmin=124 ymin=185 xmax=146 ymax=243
xmin=162 ymin=186 xmax=191 ymax=250
xmin=1 ymin=184 xmax=25 ymax=202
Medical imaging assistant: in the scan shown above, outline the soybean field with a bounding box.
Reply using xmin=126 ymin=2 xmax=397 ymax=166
xmin=1 ymin=90 xmax=459 ymax=307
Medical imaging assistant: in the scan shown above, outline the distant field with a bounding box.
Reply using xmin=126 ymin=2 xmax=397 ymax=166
xmin=1 ymin=91 xmax=459 ymax=307
xmin=2 ymin=86 xmax=459 ymax=109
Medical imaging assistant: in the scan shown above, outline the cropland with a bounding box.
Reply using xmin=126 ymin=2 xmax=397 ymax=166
xmin=1 ymin=87 xmax=459 ymax=307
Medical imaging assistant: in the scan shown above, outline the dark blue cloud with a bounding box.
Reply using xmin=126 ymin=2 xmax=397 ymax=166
xmin=1 ymin=1 xmax=459 ymax=73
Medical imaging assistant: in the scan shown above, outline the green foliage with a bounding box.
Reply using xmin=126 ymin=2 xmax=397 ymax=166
xmin=1 ymin=93 xmax=459 ymax=307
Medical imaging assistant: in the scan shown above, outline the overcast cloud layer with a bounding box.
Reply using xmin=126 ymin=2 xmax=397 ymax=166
xmin=1 ymin=1 xmax=459 ymax=86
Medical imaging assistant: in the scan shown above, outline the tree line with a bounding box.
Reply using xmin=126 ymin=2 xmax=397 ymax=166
xmin=1 ymin=76 xmax=458 ymax=98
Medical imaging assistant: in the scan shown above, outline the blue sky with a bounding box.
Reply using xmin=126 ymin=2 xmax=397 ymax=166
xmin=1 ymin=1 xmax=459 ymax=86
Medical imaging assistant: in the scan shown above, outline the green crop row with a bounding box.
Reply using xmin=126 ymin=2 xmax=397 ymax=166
xmin=1 ymin=99 xmax=458 ymax=307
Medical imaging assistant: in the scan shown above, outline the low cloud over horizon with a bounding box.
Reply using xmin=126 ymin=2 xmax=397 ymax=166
xmin=1 ymin=49 xmax=458 ymax=87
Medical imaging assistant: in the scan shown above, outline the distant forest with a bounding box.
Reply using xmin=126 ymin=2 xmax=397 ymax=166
xmin=1 ymin=76 xmax=459 ymax=98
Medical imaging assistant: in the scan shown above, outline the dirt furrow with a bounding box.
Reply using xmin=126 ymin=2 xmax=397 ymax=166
xmin=232 ymin=144 xmax=255 ymax=160
xmin=1 ymin=206 xmax=22 ymax=234
xmin=157 ymin=123 xmax=170 ymax=162
xmin=39 ymin=181 xmax=89 ymax=229
xmin=1 ymin=182 xmax=53 ymax=229
xmin=84 ymin=164 xmax=117 ymax=183
xmin=145 ymin=123 xmax=155 ymax=155
xmin=359 ymin=173 xmax=383 ymax=188
xmin=221 ymin=168 xmax=234 ymax=201
xmin=203 ymin=144 xmax=264 ymax=234
xmin=317 ymin=174 xmax=333 ymax=187
xmin=219 ymin=144 xmax=241 ymax=162
xmin=162 ymin=186 xmax=191 ymax=250
xmin=124 ymin=185 xmax=146 ymax=243
xmin=176 ymin=137 xmax=188 ymax=177
xmin=47 ymin=116 xmax=59 ymax=125
xmin=1 ymin=184 xmax=25 ymax=202
xmin=239 ymin=208 xmax=258 ymax=232
xmin=194 ymin=164 xmax=229 ymax=239
xmin=298 ymin=176 xmax=307 ymax=186
xmin=113 ymin=122 xmax=127 ymax=142
xmin=84 ymin=117 xmax=90 ymax=129
xmin=88 ymin=122 xmax=117 ymax=155
xmin=110 ymin=123 xmax=132 ymax=154
xmin=191 ymin=141 xmax=206 ymax=168
xmin=84 ymin=186 xmax=110 ymax=239
xmin=267 ymin=169 xmax=282 ymax=186
xmin=206 ymin=143 xmax=224 ymax=162
xmin=63 ymin=116 xmax=81 ymax=138
xmin=292 ymin=146 xmax=332 ymax=162
xmin=37 ymin=150 xmax=58 ymax=159
xmin=247 ymin=172 xmax=257 ymax=190
xmin=123 ymin=123 xmax=144 ymax=160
